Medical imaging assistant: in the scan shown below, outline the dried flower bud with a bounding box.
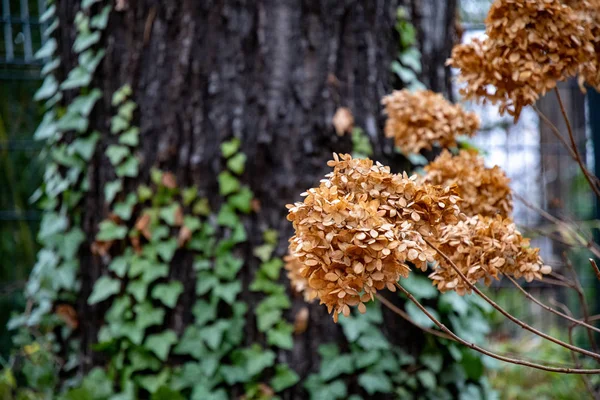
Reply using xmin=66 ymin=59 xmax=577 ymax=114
xmin=448 ymin=0 xmax=595 ymax=120
xmin=429 ymin=215 xmax=550 ymax=295
xmin=287 ymin=153 xmax=460 ymax=321
xmin=381 ymin=89 xmax=479 ymax=154
xmin=421 ymin=149 xmax=513 ymax=218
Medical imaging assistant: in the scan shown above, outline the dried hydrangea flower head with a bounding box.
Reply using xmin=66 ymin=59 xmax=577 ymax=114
xmin=381 ymin=89 xmax=479 ymax=154
xmin=448 ymin=0 xmax=595 ymax=120
xmin=287 ymin=153 xmax=461 ymax=321
xmin=284 ymin=254 xmax=317 ymax=302
xmin=571 ymin=0 xmax=600 ymax=89
xmin=429 ymin=215 xmax=551 ymax=295
xmin=420 ymin=149 xmax=513 ymax=218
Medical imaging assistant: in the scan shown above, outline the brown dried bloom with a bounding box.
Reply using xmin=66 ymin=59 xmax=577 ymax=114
xmin=421 ymin=149 xmax=513 ymax=218
xmin=429 ymin=215 xmax=551 ymax=295
xmin=287 ymin=153 xmax=461 ymax=321
xmin=381 ymin=89 xmax=480 ymax=154
xmin=571 ymin=0 xmax=600 ymax=89
xmin=448 ymin=0 xmax=595 ymax=120
xmin=284 ymin=254 xmax=317 ymax=302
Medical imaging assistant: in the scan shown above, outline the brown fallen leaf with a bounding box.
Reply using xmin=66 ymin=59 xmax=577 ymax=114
xmin=135 ymin=212 xmax=152 ymax=240
xmin=56 ymin=304 xmax=78 ymax=330
xmin=332 ymin=107 xmax=354 ymax=136
xmin=293 ymin=306 xmax=309 ymax=335
xmin=177 ymin=226 xmax=192 ymax=248
xmin=161 ymin=172 xmax=177 ymax=189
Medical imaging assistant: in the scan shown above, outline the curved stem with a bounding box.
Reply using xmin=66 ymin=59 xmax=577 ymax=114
xmin=423 ymin=237 xmax=600 ymax=362
xmin=554 ymin=88 xmax=600 ymax=198
xmin=375 ymin=293 xmax=453 ymax=341
xmin=505 ymin=275 xmax=600 ymax=335
xmin=394 ymin=282 xmax=600 ymax=374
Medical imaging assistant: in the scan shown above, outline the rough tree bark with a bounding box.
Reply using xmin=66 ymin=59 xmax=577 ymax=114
xmin=54 ymin=0 xmax=457 ymax=397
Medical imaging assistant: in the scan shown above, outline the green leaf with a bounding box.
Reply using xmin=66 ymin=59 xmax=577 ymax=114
xmin=215 ymin=254 xmax=244 ymax=281
xmin=228 ymin=187 xmax=253 ymax=213
xmin=71 ymin=131 xmax=100 ymax=161
xmin=192 ymin=198 xmax=211 ymax=216
xmin=145 ymin=330 xmax=178 ymax=361
xmin=134 ymin=301 xmax=165 ymax=330
xmin=195 ymin=272 xmax=219 ymax=295
xmin=304 ymin=377 xmax=347 ymax=399
xmin=34 ymin=75 xmax=58 ymax=101
xmin=261 ymin=258 xmax=283 ymax=280
xmin=270 ymin=364 xmax=299 ymax=392
xmin=358 ymin=372 xmax=393 ymax=395
xmin=405 ymin=301 xmax=439 ymax=329
xmin=399 ymin=48 xmax=422 ymax=72
xmin=244 ymin=345 xmax=276 ymax=376
xmin=213 ymin=281 xmax=242 ymax=305
xmin=35 ymin=38 xmax=57 ymax=59
xmin=357 ymin=329 xmax=391 ymax=350
xmin=174 ymin=327 xmax=207 ymax=359
xmin=267 ymin=322 xmax=294 ymax=349
xmin=200 ymin=320 xmax=230 ymax=350
xmin=96 ymin=220 xmax=127 ymax=241
xmin=104 ymin=179 xmax=123 ymax=204
xmin=417 ymin=370 xmax=437 ymax=390
xmin=111 ymin=115 xmax=130 ymax=134
xmin=402 ymin=273 xmax=438 ymax=300
xmin=440 ymin=291 xmax=469 ymax=316
xmin=116 ymin=156 xmax=140 ymax=178
xmin=141 ymin=262 xmax=169 ymax=284
xmin=58 ymin=227 xmax=85 ymax=259
xmin=88 ymin=276 xmax=121 ymax=304
xmin=159 ymin=203 xmax=181 ymax=226
xmin=34 ymin=111 xmax=58 ymax=141
xmin=151 ymin=387 xmax=185 ymax=400
xmin=109 ymin=253 xmax=130 ymax=278
xmin=338 ymin=313 xmax=371 ymax=342
xmin=137 ymin=184 xmax=153 ymax=202
xmin=156 ymin=238 xmax=178 ymax=262
xmin=56 ymin=110 xmax=89 ymax=133
xmin=182 ymin=187 xmax=198 ymax=206
xmin=61 ymin=66 xmax=92 ymax=90
xmin=118 ymin=100 xmax=137 ymax=121
xmin=221 ymin=138 xmax=240 ymax=158
xmin=112 ymin=84 xmax=132 ymax=106
xmin=106 ymin=145 xmax=130 ymax=166
xmin=119 ymin=127 xmax=140 ymax=146
xmin=152 ymin=281 xmax=184 ymax=308
xmin=420 ymin=353 xmax=443 ymax=374
xmin=137 ymin=369 xmax=171 ymax=394
xmin=91 ymin=5 xmax=112 ymax=29
xmin=183 ymin=216 xmax=202 ymax=232
xmin=70 ymin=89 xmax=103 ymax=117
xmin=218 ymin=171 xmax=240 ymax=196
xmin=114 ymin=193 xmax=137 ymax=220
xmin=257 ymin=309 xmax=282 ymax=332
xmin=192 ymin=299 xmax=217 ymax=326
xmin=41 ymin=57 xmax=61 ymax=77
xmin=73 ymin=30 xmax=101 ymax=53
xmin=320 ymin=354 xmax=354 ymax=381
xmin=127 ymin=280 xmax=148 ymax=302
xmin=226 ymin=153 xmax=246 ymax=175
xmin=216 ymin=204 xmax=239 ymax=228
xmin=81 ymin=0 xmax=101 ymax=9
xmin=40 ymin=4 xmax=56 ymax=23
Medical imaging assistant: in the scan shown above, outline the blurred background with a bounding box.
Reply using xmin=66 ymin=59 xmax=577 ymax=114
xmin=1 ymin=0 xmax=600 ymax=399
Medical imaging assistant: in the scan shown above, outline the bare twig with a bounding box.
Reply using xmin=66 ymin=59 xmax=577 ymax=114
xmin=590 ymin=259 xmax=600 ymax=282
xmin=423 ymin=237 xmax=600 ymax=362
xmin=375 ymin=293 xmax=453 ymax=341
xmin=568 ymin=322 xmax=600 ymax=399
xmin=394 ymin=282 xmax=600 ymax=374
xmin=505 ymin=275 xmax=600 ymax=335
xmin=555 ymin=88 xmax=600 ymax=198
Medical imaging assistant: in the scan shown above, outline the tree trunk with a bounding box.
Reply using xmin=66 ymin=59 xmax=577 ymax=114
xmin=52 ymin=0 xmax=457 ymax=397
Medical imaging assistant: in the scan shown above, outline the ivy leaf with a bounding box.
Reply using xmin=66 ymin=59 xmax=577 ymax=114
xmin=263 ymin=229 xmax=278 ymax=245
xmin=192 ymin=299 xmax=217 ymax=327
xmin=141 ymin=262 xmax=169 ymax=284
xmin=134 ymin=302 xmax=165 ymax=330
xmin=440 ymin=291 xmax=469 ymax=317
xmin=70 ymin=89 xmax=103 ymax=117
xmin=109 ymin=253 xmax=130 ymax=278
xmin=320 ymin=354 xmax=354 ymax=381
xmin=217 ymin=172 xmax=240 ymax=196
xmin=145 ymin=330 xmax=178 ymax=361
xmin=88 ymin=276 xmax=121 ymax=305
xmin=111 ymin=115 xmax=130 ymax=134
xmin=118 ymin=100 xmax=137 ymax=121
xmin=34 ymin=112 xmax=58 ymax=141
xmin=195 ymin=272 xmax=219 ymax=295
xmin=91 ymin=5 xmax=111 ymax=29
xmin=226 ymin=153 xmax=246 ymax=175
xmin=257 ymin=309 xmax=281 ymax=332
xmin=119 ymin=127 xmax=140 ymax=146
xmin=183 ymin=216 xmax=202 ymax=232
xmin=215 ymin=254 xmax=244 ymax=281
xmin=96 ymin=220 xmax=127 ymax=241
xmin=338 ymin=313 xmax=371 ymax=343
xmin=216 ymin=204 xmax=239 ymax=228
xmin=159 ymin=203 xmax=181 ymax=226
xmin=200 ymin=320 xmax=230 ymax=350
xmin=156 ymin=238 xmax=178 ymax=262
xmin=173 ymin=327 xmax=208 ymax=360
xmin=253 ymin=244 xmax=274 ymax=262
xmin=261 ymin=258 xmax=283 ymax=280
xmin=270 ymin=364 xmax=300 ymax=392
xmin=34 ymin=75 xmax=58 ymax=101
xmin=267 ymin=322 xmax=294 ymax=349
xmin=402 ymin=273 xmax=438 ymax=300
xmin=115 ymin=156 xmax=139 ymax=178
xmin=399 ymin=48 xmax=422 ymax=72
xmin=152 ymin=281 xmax=184 ymax=308
xmin=137 ymin=369 xmax=171 ymax=394
xmin=192 ymin=198 xmax=211 ymax=216
xmin=420 ymin=353 xmax=443 ymax=374
xmin=137 ymin=184 xmax=153 ymax=202
xmin=112 ymin=84 xmax=132 ymax=106
xmin=78 ymin=48 xmax=105 ymax=74
xmin=113 ymin=193 xmax=137 ymax=221
xmin=127 ymin=280 xmax=148 ymax=302
xmin=244 ymin=345 xmax=276 ymax=377
xmin=104 ymin=179 xmax=122 ymax=204
xmin=228 ymin=187 xmax=253 ymax=214
xmin=71 ymin=131 xmax=100 ymax=161
xmin=56 ymin=110 xmax=89 ymax=133
xmin=358 ymin=372 xmax=393 ymax=395
xmin=405 ymin=301 xmax=439 ymax=329
xmin=213 ymin=281 xmax=242 ymax=305
xmin=106 ymin=145 xmax=130 ymax=166
xmin=59 ymin=227 xmax=85 ymax=259
xmin=220 ymin=138 xmax=240 ymax=158
xmin=73 ymin=30 xmax=101 ymax=53
xmin=40 ymin=4 xmax=56 ymax=23
xmin=81 ymin=0 xmax=101 ymax=9
xmin=60 ymin=66 xmax=92 ymax=90
xmin=304 ymin=378 xmax=347 ymax=399
xmin=35 ymin=38 xmax=57 ymax=59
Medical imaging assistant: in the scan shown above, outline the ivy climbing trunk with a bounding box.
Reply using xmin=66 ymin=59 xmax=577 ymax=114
xmin=50 ymin=0 xmax=458 ymax=397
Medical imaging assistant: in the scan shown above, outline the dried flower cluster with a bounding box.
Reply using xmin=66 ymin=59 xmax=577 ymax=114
xmin=286 ymin=153 xmax=461 ymax=320
xmin=429 ymin=215 xmax=551 ymax=295
xmin=381 ymin=89 xmax=479 ymax=154
xmin=572 ymin=0 xmax=600 ymax=89
xmin=420 ymin=150 xmax=513 ymax=218
xmin=448 ymin=0 xmax=596 ymax=120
